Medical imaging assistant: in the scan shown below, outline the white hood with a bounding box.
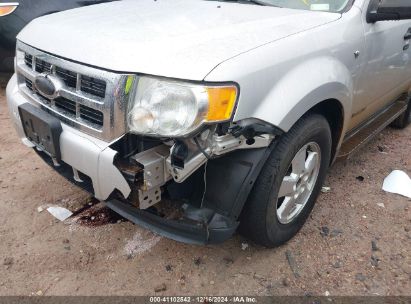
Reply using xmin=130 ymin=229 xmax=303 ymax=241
xmin=18 ymin=0 xmax=340 ymax=80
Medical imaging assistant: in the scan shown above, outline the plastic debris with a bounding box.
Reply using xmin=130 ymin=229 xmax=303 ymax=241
xmin=321 ymin=186 xmax=331 ymax=193
xmin=37 ymin=204 xmax=50 ymax=213
xmin=376 ymin=203 xmax=385 ymax=208
xmin=241 ymin=243 xmax=249 ymax=250
xmin=37 ymin=206 xmax=45 ymax=213
xmin=382 ymin=170 xmax=411 ymax=199
xmin=46 ymin=206 xmax=73 ymax=221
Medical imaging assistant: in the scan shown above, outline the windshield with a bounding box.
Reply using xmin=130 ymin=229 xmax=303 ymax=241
xmin=247 ymin=0 xmax=351 ymax=13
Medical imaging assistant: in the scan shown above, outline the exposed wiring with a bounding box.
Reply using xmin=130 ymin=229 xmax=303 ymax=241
xmin=193 ymin=136 xmax=210 ymax=208
xmin=193 ymin=136 xmax=212 ymax=160
xmin=200 ymin=161 xmax=208 ymax=208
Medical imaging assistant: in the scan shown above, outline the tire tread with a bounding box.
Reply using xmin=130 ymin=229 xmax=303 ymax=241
xmin=239 ymin=114 xmax=331 ymax=247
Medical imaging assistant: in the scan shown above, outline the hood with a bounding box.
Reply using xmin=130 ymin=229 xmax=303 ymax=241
xmin=18 ymin=0 xmax=340 ymax=80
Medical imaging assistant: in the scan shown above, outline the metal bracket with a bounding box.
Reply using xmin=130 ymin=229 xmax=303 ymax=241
xmin=211 ymin=134 xmax=273 ymax=156
xmin=166 ymin=152 xmax=208 ymax=183
xmin=166 ymin=134 xmax=274 ymax=183
xmin=138 ymin=187 xmax=162 ymax=209
xmin=131 ymin=145 xmax=171 ymax=209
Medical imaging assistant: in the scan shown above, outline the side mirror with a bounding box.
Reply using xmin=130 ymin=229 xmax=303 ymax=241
xmin=367 ymin=0 xmax=411 ymax=23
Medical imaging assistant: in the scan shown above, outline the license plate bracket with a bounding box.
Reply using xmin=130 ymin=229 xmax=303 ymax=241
xmin=18 ymin=103 xmax=63 ymax=161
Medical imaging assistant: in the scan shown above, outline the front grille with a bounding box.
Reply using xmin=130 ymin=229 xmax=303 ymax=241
xmin=55 ymin=67 xmax=77 ymax=88
xmin=25 ymin=78 xmax=33 ymax=90
xmin=81 ymin=75 xmax=106 ymax=98
xmin=16 ymin=41 xmax=130 ymax=141
xmin=26 ymin=58 xmax=106 ymax=99
xmin=22 ymin=53 xmax=107 ymax=130
xmin=24 ymin=54 xmax=33 ymax=68
xmin=55 ymin=97 xmax=76 ymax=116
xmin=25 ymin=78 xmax=104 ymax=127
xmin=79 ymin=105 xmax=104 ymax=126
xmin=35 ymin=58 xmax=52 ymax=73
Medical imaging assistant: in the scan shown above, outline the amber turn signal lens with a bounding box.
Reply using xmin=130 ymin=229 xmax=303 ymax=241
xmin=0 ymin=3 xmax=19 ymax=17
xmin=206 ymin=86 xmax=237 ymax=122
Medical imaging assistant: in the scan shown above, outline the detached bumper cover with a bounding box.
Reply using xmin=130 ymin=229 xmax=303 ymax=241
xmin=106 ymin=145 xmax=273 ymax=245
xmin=106 ymin=199 xmax=239 ymax=245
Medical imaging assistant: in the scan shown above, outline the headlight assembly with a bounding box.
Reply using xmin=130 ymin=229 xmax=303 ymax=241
xmin=0 ymin=3 xmax=19 ymax=17
xmin=127 ymin=77 xmax=238 ymax=137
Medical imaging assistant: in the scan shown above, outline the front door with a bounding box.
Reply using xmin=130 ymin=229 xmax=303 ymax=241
xmin=350 ymin=0 xmax=411 ymax=130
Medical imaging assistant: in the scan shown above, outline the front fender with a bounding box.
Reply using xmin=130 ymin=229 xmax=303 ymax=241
xmin=239 ymin=56 xmax=353 ymax=133
xmin=262 ymin=57 xmax=352 ymax=132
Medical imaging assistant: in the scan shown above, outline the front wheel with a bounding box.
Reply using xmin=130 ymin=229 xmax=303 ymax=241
xmin=239 ymin=114 xmax=332 ymax=247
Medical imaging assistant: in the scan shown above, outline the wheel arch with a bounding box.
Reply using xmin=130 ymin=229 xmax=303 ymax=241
xmin=306 ymin=98 xmax=345 ymax=163
xmin=228 ymin=56 xmax=354 ymax=156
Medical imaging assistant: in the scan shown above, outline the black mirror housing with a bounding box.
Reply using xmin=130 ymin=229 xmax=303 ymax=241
xmin=367 ymin=0 xmax=411 ymax=23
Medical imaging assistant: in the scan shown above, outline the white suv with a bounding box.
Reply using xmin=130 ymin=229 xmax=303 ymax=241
xmin=6 ymin=0 xmax=411 ymax=246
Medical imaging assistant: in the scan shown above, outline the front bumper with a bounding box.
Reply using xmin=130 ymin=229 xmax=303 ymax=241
xmin=6 ymin=74 xmax=131 ymax=201
xmin=6 ymin=74 xmax=240 ymax=244
xmin=6 ymin=73 xmax=269 ymax=245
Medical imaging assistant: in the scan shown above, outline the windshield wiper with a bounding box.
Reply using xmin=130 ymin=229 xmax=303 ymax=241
xmin=247 ymin=0 xmax=281 ymax=7
xmin=207 ymin=0 xmax=281 ymax=7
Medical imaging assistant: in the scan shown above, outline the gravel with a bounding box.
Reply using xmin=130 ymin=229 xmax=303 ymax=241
xmin=0 ymin=74 xmax=410 ymax=296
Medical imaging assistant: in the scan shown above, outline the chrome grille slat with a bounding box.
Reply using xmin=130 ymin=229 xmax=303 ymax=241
xmin=58 ymin=90 xmax=104 ymax=109
xmin=25 ymin=78 xmax=33 ymax=90
xmin=55 ymin=67 xmax=77 ymax=88
xmin=80 ymin=75 xmax=106 ymax=98
xmin=17 ymin=64 xmax=36 ymax=81
xmin=35 ymin=58 xmax=52 ymax=73
xmin=79 ymin=105 xmax=104 ymax=126
xmin=15 ymin=41 xmax=133 ymax=141
xmin=55 ymin=97 xmax=77 ymax=115
xmin=24 ymin=54 xmax=33 ymax=68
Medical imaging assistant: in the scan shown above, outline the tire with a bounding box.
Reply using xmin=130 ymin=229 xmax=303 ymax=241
xmin=239 ymin=114 xmax=332 ymax=248
xmin=391 ymin=97 xmax=411 ymax=129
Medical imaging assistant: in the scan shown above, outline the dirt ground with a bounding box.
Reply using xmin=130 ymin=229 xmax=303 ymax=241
xmin=0 ymin=73 xmax=410 ymax=296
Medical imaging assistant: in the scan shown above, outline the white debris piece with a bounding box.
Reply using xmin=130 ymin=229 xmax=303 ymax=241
xmin=37 ymin=203 xmax=51 ymax=213
xmin=46 ymin=206 xmax=73 ymax=221
xmin=37 ymin=206 xmax=45 ymax=213
xmin=321 ymin=186 xmax=331 ymax=193
xmin=376 ymin=203 xmax=385 ymax=208
xmin=241 ymin=243 xmax=249 ymax=250
xmin=382 ymin=170 xmax=411 ymax=199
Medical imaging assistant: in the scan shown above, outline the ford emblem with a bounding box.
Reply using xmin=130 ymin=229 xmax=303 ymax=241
xmin=34 ymin=73 xmax=64 ymax=99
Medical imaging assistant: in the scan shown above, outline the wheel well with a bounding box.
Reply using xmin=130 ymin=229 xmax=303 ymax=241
xmin=308 ymin=99 xmax=344 ymax=162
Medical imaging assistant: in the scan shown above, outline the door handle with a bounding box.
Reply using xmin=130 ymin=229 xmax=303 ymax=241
xmin=405 ymin=29 xmax=411 ymax=40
